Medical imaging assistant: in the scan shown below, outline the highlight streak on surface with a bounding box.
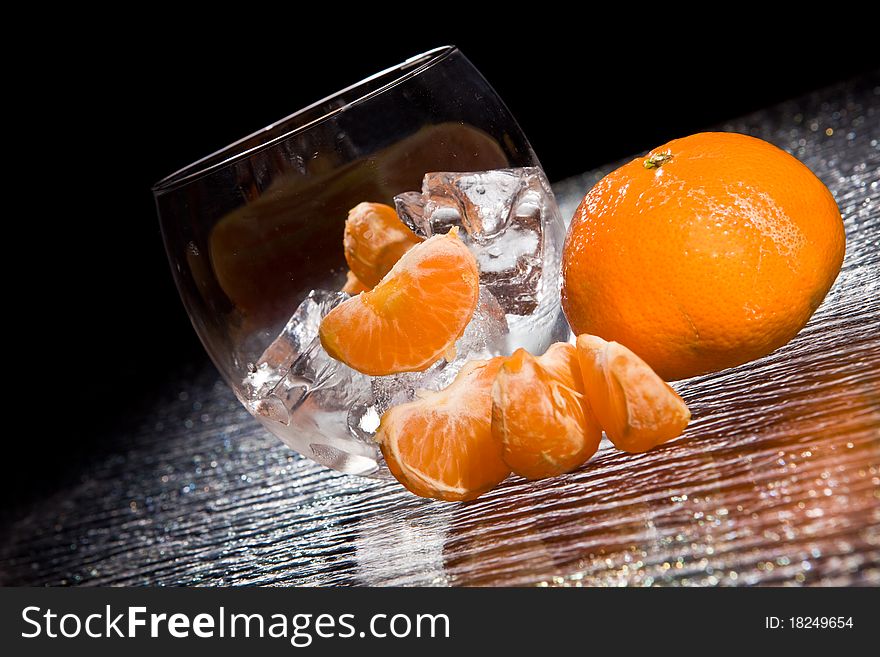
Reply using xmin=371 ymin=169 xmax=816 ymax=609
xmin=1 ymin=75 xmax=878 ymax=587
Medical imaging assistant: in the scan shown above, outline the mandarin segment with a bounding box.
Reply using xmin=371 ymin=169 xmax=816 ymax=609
xmin=341 ymin=270 xmax=369 ymax=295
xmin=344 ymin=202 xmax=423 ymax=288
xmin=492 ymin=349 xmax=601 ymax=480
xmin=561 ymin=132 xmax=845 ymax=380
xmin=376 ymin=357 xmax=509 ymax=501
xmin=576 ymin=334 xmax=690 ymax=453
xmin=535 ymin=341 xmax=585 ymax=394
xmin=319 ymin=228 xmax=479 ymax=376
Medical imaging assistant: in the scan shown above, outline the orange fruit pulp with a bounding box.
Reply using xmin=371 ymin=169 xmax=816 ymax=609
xmin=320 ymin=227 xmax=479 ymax=376
xmin=492 ymin=345 xmax=601 ymax=479
xmin=577 ymin=334 xmax=690 ymax=453
xmin=376 ymin=357 xmax=510 ymax=501
xmin=561 ymin=132 xmax=845 ymax=381
xmin=344 ymin=202 xmax=422 ymax=289
xmin=532 ymin=341 xmax=585 ymax=394
xmin=341 ymin=270 xmax=369 ymax=295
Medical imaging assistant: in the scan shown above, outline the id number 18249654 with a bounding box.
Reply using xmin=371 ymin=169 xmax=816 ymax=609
xmin=765 ymin=617 xmax=854 ymax=629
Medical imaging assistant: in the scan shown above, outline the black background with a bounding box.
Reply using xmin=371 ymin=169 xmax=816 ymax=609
xmin=9 ymin=15 xmax=878 ymax=517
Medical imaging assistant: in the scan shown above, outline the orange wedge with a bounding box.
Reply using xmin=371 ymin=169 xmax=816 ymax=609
xmin=341 ymin=270 xmax=369 ymax=295
xmin=492 ymin=348 xmax=601 ymax=479
xmin=376 ymin=357 xmax=509 ymax=501
xmin=320 ymin=228 xmax=479 ymax=376
xmin=343 ymin=202 xmax=423 ymax=288
xmin=576 ymin=334 xmax=690 ymax=453
xmin=534 ymin=341 xmax=585 ymax=394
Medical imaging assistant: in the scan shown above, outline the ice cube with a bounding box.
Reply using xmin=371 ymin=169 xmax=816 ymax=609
xmin=371 ymin=288 xmax=509 ymax=415
xmin=242 ymin=290 xmax=378 ymax=473
xmin=460 ymin=286 xmax=509 ymax=360
xmin=396 ymin=170 xmax=522 ymax=240
xmin=242 ymin=289 xmax=348 ymax=400
xmin=394 ymin=167 xmax=563 ymax=316
xmin=393 ymin=191 xmax=429 ymax=234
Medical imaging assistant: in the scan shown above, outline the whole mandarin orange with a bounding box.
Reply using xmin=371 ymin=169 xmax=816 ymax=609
xmin=561 ymin=132 xmax=845 ymax=381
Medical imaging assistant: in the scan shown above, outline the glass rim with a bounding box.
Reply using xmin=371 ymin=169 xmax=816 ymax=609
xmin=152 ymin=45 xmax=458 ymax=194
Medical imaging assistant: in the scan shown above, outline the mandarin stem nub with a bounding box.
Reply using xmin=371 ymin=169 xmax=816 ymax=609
xmin=643 ymin=150 xmax=673 ymax=169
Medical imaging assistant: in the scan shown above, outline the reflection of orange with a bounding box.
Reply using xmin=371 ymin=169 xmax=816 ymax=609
xmin=562 ymin=132 xmax=845 ymax=381
xmin=577 ymin=334 xmax=690 ymax=453
xmin=343 ymin=202 xmax=422 ymax=288
xmin=319 ymin=228 xmax=478 ymax=375
xmin=377 ymin=357 xmax=509 ymax=501
xmin=492 ymin=348 xmax=601 ymax=479
xmin=377 ymin=123 xmax=509 ymax=192
xmin=209 ymin=123 xmax=508 ymax=330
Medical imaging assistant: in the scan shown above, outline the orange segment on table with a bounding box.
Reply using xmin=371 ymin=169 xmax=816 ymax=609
xmin=576 ymin=334 xmax=691 ymax=453
xmin=532 ymin=341 xmax=585 ymax=394
xmin=491 ymin=347 xmax=601 ymax=480
xmin=376 ymin=357 xmax=510 ymax=502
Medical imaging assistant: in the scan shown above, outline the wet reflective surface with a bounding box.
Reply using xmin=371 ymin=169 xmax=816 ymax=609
xmin=1 ymin=74 xmax=877 ymax=586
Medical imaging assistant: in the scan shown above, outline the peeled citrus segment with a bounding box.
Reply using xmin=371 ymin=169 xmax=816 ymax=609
xmin=343 ymin=202 xmax=423 ymax=288
xmin=576 ymin=334 xmax=690 ymax=453
xmin=320 ymin=228 xmax=479 ymax=376
xmin=535 ymin=342 xmax=585 ymax=394
xmin=341 ymin=270 xmax=369 ymax=295
xmin=376 ymin=357 xmax=509 ymax=501
xmin=491 ymin=349 xmax=601 ymax=480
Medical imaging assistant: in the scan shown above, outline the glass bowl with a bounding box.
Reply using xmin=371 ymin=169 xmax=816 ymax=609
xmin=154 ymin=46 xmax=569 ymax=476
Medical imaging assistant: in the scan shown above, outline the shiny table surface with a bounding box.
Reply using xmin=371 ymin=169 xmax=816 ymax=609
xmin=2 ymin=75 xmax=878 ymax=587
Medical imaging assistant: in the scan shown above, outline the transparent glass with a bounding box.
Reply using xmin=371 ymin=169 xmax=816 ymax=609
xmin=154 ymin=46 xmax=568 ymax=476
